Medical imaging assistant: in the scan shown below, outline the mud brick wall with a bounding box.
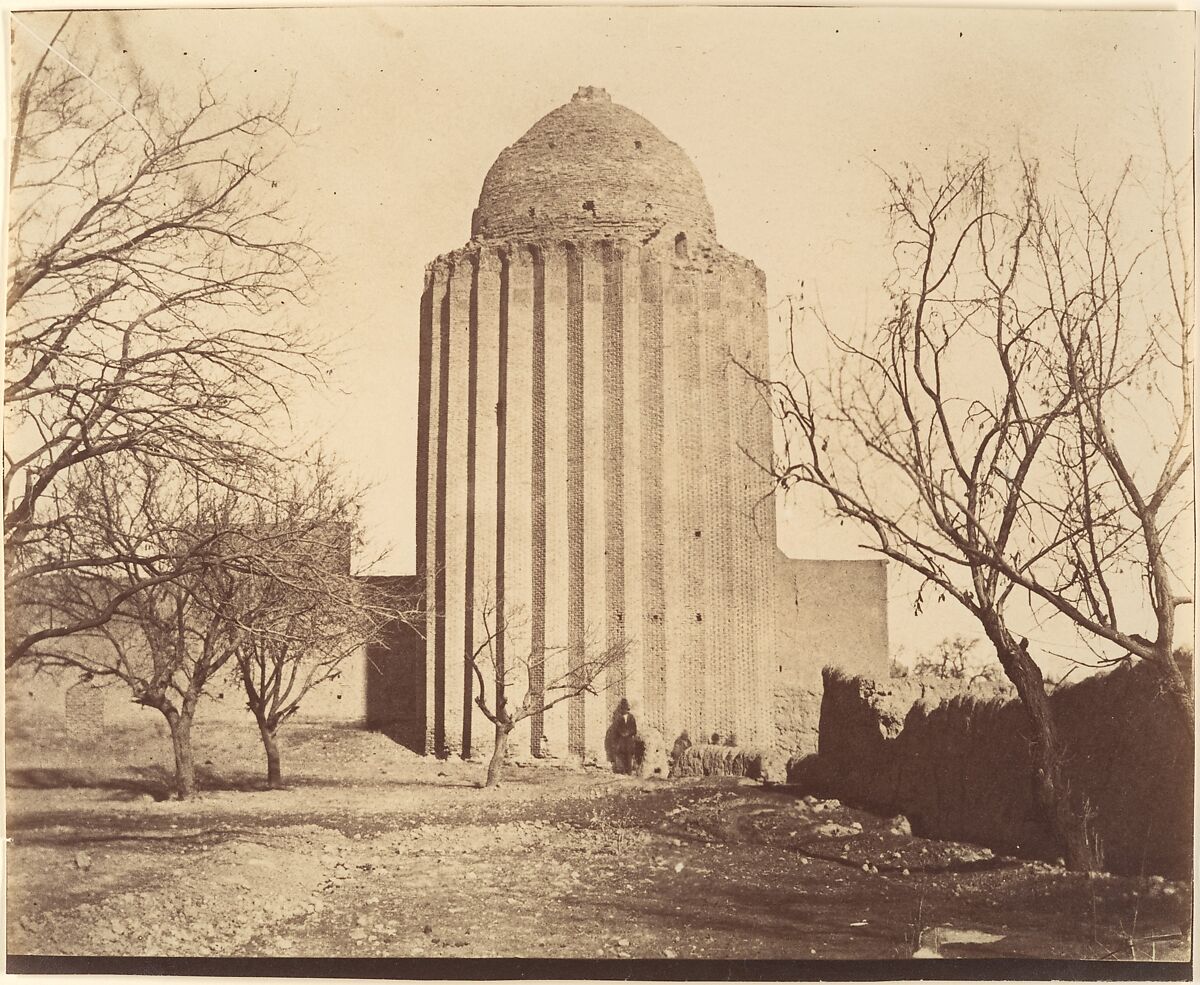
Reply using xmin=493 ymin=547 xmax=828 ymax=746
xmin=773 ymin=685 xmax=822 ymax=758
xmin=774 ymin=557 xmax=889 ymax=691
xmin=803 ymin=665 xmax=1192 ymax=876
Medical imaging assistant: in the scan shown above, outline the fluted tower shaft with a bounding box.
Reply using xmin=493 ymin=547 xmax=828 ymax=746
xmin=416 ymin=88 xmax=777 ymax=760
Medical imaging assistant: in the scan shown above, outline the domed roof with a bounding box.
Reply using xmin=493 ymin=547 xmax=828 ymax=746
xmin=472 ymin=87 xmax=717 ymax=245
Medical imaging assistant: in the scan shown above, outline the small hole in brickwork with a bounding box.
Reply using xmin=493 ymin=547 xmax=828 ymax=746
xmin=582 ymin=200 xmax=595 ymax=213
xmin=693 ymin=529 xmax=701 ymax=538
xmin=217 ymin=692 xmax=224 ymax=700
xmin=634 ymin=139 xmax=643 ymax=150
xmin=695 ymin=612 xmax=703 ymax=623
xmin=528 ymin=206 xmax=536 ymax=218
xmin=675 ymin=232 xmax=689 ymax=259
xmin=644 ymin=202 xmax=653 ymax=212
xmin=336 ymin=693 xmax=342 ymax=700
xmin=779 ymin=665 xmax=783 ymax=674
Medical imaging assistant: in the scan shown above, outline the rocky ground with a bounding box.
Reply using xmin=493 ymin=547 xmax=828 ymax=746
xmin=5 ymin=717 xmax=1192 ymax=964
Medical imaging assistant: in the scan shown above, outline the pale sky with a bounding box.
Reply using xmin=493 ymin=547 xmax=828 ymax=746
xmin=9 ymin=4 xmax=1195 ymax=668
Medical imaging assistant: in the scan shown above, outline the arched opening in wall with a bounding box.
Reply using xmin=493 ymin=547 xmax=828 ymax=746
xmin=675 ymin=232 xmax=688 ymax=259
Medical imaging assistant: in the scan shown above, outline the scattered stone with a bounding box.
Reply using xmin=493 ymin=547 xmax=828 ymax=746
xmin=887 ymin=815 xmax=912 ymax=837
xmin=663 ymin=948 xmax=678 ymax=959
xmin=813 ymin=822 xmax=859 ymax=839
xmin=673 ymin=861 xmax=684 ymax=873
xmin=74 ymin=851 xmax=93 ymax=871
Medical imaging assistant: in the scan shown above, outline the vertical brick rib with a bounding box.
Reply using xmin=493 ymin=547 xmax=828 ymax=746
xmin=493 ymin=251 xmax=510 ymax=730
xmin=416 ymin=280 xmax=433 ymax=581
xmin=619 ymin=245 xmax=645 ymax=716
xmin=699 ymin=279 xmax=734 ymax=738
xmin=442 ymin=259 xmax=473 ymax=757
xmin=417 ymin=271 xmax=435 ymax=753
xmin=638 ymin=251 xmax=667 ymax=739
xmin=462 ymin=254 xmax=480 ymax=758
xmin=430 ymin=264 xmax=452 ymax=756
xmin=565 ymin=243 xmax=586 ymax=758
xmin=601 ymin=240 xmax=626 ymax=718
xmin=725 ymin=272 xmax=755 ymax=744
xmin=665 ymin=265 xmax=707 ymax=741
xmin=746 ymin=268 xmax=778 ymax=746
xmin=529 ymin=247 xmax=548 ymax=756
xmin=472 ymin=248 xmax=502 ymax=756
xmin=582 ymin=243 xmax=609 ymax=756
xmin=542 ymin=246 xmax=571 ymax=757
xmin=505 ymin=249 xmax=535 ymax=755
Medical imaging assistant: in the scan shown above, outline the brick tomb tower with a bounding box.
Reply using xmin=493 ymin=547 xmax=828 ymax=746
xmin=417 ymin=86 xmax=778 ymax=761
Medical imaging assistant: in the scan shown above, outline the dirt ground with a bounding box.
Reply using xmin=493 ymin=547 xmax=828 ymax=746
xmin=4 ymin=714 xmax=1193 ymax=965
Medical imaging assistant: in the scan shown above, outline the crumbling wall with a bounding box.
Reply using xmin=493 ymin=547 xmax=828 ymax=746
xmin=672 ymin=743 xmax=765 ymax=779
xmin=773 ymin=684 xmax=822 ymax=758
xmin=795 ymin=663 xmax=1192 ymax=876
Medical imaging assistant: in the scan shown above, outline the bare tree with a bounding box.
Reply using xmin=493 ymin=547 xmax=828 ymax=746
xmin=5 ymin=15 xmax=320 ymax=666
xmin=998 ymin=139 xmax=1194 ymax=734
xmin=746 ymin=155 xmax=1105 ymax=868
xmin=465 ymin=586 xmax=630 ymax=788
xmin=26 ymin=460 xmax=261 ymax=798
xmin=911 ymin=635 xmax=1012 ymax=695
xmin=227 ymin=463 xmax=414 ymax=788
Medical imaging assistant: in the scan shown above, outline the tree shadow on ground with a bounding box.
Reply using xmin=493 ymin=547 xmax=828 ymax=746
xmin=6 ymin=765 xmax=276 ymax=798
xmin=5 ymin=765 xmax=484 ymax=798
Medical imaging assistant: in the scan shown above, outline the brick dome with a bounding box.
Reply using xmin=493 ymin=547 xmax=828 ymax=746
xmin=471 ymin=86 xmax=717 ymax=245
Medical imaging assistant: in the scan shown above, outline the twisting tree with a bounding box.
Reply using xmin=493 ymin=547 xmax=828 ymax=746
xmin=5 ymin=14 xmax=321 ymax=666
xmin=1011 ymin=141 xmax=1194 ymax=735
xmin=25 ymin=458 xmax=260 ymax=798
xmin=745 ymin=156 xmax=1104 ymax=868
xmin=226 ymin=460 xmax=413 ymax=788
xmin=464 ymin=585 xmax=629 ymax=788
xmin=748 ymin=142 xmax=1192 ymax=869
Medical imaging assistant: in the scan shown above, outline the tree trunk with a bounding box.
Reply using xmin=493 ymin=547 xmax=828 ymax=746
xmin=165 ymin=709 xmax=196 ymax=800
xmin=485 ymin=724 xmax=511 ymax=788
xmin=989 ymin=626 xmax=1099 ymax=871
xmin=1158 ymin=652 xmax=1195 ymax=740
xmin=257 ymin=718 xmax=283 ymax=789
